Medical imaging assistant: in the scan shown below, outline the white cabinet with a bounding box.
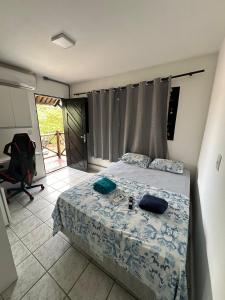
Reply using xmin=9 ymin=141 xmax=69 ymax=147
xmin=10 ymin=88 xmax=32 ymax=127
xmin=0 ymin=86 xmax=32 ymax=128
xmin=0 ymin=208 xmax=17 ymax=293
xmin=0 ymin=86 xmax=15 ymax=128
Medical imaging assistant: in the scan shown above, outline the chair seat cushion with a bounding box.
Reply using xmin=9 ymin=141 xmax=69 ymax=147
xmin=0 ymin=171 xmax=18 ymax=183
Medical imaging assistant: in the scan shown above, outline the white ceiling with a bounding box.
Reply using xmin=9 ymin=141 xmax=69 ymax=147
xmin=0 ymin=0 xmax=225 ymax=83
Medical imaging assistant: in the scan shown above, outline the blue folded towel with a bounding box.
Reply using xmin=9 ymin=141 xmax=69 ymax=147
xmin=93 ymin=177 xmax=116 ymax=194
xmin=139 ymin=194 xmax=168 ymax=214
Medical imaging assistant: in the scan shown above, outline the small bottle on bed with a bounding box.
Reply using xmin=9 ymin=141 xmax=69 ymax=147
xmin=128 ymin=197 xmax=134 ymax=210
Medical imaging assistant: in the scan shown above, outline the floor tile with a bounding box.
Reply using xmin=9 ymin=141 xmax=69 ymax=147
xmin=108 ymin=284 xmax=136 ymax=300
xmin=35 ymin=204 xmax=55 ymax=222
xmin=2 ymin=255 xmax=45 ymax=300
xmin=49 ymin=247 xmax=89 ymax=293
xmin=11 ymin=192 xmax=29 ymax=202
xmin=11 ymin=215 xmax=43 ymax=238
xmin=39 ymin=186 xmax=56 ymax=198
xmin=46 ymin=197 xmax=57 ymax=205
xmin=33 ymin=235 xmax=70 ymax=270
xmin=58 ymin=231 xmax=71 ymax=244
xmin=53 ymin=169 xmax=72 ymax=179
xmin=10 ymin=207 xmax=32 ymax=226
xmin=16 ymin=195 xmax=34 ymax=205
xmin=57 ymin=167 xmax=79 ymax=176
xmin=11 ymin=240 xmax=30 ymax=266
xmin=45 ymin=217 xmax=53 ymax=229
xmin=57 ymin=184 xmax=72 ymax=193
xmin=43 ymin=190 xmax=61 ymax=203
xmin=34 ymin=178 xmax=48 ymax=186
xmin=7 ymin=227 xmax=19 ymax=246
xmin=45 ymin=175 xmax=60 ymax=185
xmin=21 ymin=273 xmax=66 ymax=300
xmin=19 ymin=197 xmax=50 ymax=213
xmin=7 ymin=200 xmax=23 ymax=213
xmin=21 ymin=223 xmax=53 ymax=253
xmin=69 ymin=263 xmax=113 ymax=300
xmin=50 ymin=180 xmax=68 ymax=190
xmin=67 ymin=175 xmax=91 ymax=187
xmin=63 ymin=177 xmax=80 ymax=185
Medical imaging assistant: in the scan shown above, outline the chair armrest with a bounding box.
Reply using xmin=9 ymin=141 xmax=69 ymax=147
xmin=3 ymin=143 xmax=12 ymax=157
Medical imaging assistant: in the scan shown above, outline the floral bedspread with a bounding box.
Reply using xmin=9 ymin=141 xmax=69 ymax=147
xmin=52 ymin=175 xmax=189 ymax=300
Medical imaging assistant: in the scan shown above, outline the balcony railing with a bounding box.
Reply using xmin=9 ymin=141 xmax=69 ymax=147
xmin=40 ymin=131 xmax=66 ymax=159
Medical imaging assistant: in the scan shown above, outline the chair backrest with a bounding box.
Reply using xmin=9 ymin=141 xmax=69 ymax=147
xmin=6 ymin=133 xmax=36 ymax=185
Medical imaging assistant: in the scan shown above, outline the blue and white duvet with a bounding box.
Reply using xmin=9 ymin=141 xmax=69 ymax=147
xmin=52 ymin=174 xmax=189 ymax=300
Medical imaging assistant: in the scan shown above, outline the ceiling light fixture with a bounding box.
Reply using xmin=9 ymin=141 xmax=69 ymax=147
xmin=51 ymin=33 xmax=75 ymax=49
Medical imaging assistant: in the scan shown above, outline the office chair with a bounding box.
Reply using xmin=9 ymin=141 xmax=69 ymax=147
xmin=0 ymin=133 xmax=44 ymax=200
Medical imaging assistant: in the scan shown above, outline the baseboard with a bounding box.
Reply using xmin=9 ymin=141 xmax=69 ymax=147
xmin=88 ymin=163 xmax=106 ymax=172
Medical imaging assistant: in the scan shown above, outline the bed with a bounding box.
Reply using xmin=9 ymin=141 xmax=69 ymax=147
xmin=52 ymin=161 xmax=190 ymax=300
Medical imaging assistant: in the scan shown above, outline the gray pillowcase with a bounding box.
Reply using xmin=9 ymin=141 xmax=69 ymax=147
xmin=121 ymin=153 xmax=151 ymax=168
xmin=149 ymin=158 xmax=184 ymax=174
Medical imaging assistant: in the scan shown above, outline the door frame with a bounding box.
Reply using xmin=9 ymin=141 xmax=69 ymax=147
xmin=34 ymin=93 xmax=67 ymax=174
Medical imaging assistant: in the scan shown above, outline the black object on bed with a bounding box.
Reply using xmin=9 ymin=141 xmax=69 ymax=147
xmin=139 ymin=194 xmax=168 ymax=214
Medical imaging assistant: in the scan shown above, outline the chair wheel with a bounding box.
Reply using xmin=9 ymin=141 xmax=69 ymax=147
xmin=41 ymin=185 xmax=45 ymax=190
xmin=30 ymin=196 xmax=34 ymax=201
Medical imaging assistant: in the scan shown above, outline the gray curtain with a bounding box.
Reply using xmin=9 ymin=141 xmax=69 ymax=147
xmin=88 ymin=77 xmax=171 ymax=161
xmin=88 ymin=89 xmax=121 ymax=161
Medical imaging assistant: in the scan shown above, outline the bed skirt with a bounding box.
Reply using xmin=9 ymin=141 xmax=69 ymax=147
xmin=62 ymin=228 xmax=157 ymax=300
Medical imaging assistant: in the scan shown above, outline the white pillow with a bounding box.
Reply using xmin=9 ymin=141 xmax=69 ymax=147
xmin=149 ymin=158 xmax=184 ymax=174
xmin=121 ymin=153 xmax=151 ymax=168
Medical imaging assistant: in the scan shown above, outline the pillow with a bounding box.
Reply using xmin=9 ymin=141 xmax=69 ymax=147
xmin=121 ymin=153 xmax=151 ymax=168
xmin=139 ymin=194 xmax=168 ymax=214
xmin=149 ymin=158 xmax=184 ymax=174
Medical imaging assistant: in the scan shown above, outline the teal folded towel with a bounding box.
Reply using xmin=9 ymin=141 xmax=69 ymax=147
xmin=93 ymin=177 xmax=116 ymax=194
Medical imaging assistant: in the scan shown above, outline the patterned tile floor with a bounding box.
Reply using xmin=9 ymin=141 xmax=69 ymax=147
xmin=1 ymin=167 xmax=136 ymax=300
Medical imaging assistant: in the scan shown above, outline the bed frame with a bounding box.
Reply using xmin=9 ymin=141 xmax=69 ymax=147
xmin=62 ymin=228 xmax=157 ymax=300
xmin=59 ymin=165 xmax=192 ymax=299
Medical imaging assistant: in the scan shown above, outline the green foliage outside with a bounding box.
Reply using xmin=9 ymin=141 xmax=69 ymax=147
xmin=37 ymin=104 xmax=64 ymax=135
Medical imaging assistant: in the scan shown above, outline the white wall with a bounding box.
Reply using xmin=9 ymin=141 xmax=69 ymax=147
xmin=0 ymin=74 xmax=69 ymax=179
xmin=71 ymin=53 xmax=218 ymax=178
xmin=195 ymin=40 xmax=225 ymax=300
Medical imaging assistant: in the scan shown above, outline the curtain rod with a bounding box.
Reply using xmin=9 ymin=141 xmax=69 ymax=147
xmin=73 ymin=69 xmax=205 ymax=96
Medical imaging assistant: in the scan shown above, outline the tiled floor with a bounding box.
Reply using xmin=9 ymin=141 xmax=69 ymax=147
xmin=44 ymin=156 xmax=67 ymax=174
xmin=1 ymin=167 xmax=136 ymax=300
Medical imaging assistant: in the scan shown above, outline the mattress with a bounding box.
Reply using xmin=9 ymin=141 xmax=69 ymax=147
xmin=52 ymin=165 xmax=190 ymax=300
xmin=101 ymin=161 xmax=190 ymax=197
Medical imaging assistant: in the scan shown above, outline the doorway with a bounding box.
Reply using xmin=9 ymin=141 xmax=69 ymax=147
xmin=35 ymin=94 xmax=67 ymax=173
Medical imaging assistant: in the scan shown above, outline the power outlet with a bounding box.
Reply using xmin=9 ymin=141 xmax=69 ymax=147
xmin=216 ymin=154 xmax=222 ymax=171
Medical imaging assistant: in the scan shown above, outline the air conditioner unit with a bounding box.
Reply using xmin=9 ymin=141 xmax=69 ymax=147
xmin=0 ymin=65 xmax=36 ymax=91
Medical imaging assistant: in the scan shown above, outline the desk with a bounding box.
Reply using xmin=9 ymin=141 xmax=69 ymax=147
xmin=0 ymin=188 xmax=11 ymax=226
xmin=0 ymin=152 xmax=41 ymax=165
xmin=0 ymin=156 xmax=10 ymax=170
xmin=0 ymin=156 xmax=10 ymax=163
